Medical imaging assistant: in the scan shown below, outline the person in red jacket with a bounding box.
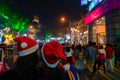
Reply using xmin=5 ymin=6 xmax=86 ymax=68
xmin=105 ymin=43 xmax=114 ymax=72
xmin=96 ymin=45 xmax=106 ymax=73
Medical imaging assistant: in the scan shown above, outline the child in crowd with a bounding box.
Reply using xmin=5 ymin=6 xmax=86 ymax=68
xmin=76 ymin=51 xmax=87 ymax=74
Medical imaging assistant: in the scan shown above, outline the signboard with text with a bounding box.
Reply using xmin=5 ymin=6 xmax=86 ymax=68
xmin=88 ymin=0 xmax=104 ymax=11
xmin=81 ymin=0 xmax=88 ymax=5
xmin=84 ymin=0 xmax=120 ymax=25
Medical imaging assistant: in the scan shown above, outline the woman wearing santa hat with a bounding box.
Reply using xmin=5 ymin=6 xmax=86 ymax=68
xmin=0 ymin=36 xmax=79 ymax=80
xmin=37 ymin=40 xmax=80 ymax=80
xmin=0 ymin=36 xmax=40 ymax=80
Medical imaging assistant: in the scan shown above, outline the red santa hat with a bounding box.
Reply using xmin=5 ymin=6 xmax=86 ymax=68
xmin=13 ymin=36 xmax=39 ymax=57
xmin=41 ymin=40 xmax=67 ymax=68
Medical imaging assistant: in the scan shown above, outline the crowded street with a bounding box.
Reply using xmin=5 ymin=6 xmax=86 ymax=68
xmin=0 ymin=42 xmax=120 ymax=80
xmin=0 ymin=0 xmax=120 ymax=80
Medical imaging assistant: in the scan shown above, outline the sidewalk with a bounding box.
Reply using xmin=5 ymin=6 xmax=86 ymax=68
xmin=78 ymin=67 xmax=120 ymax=80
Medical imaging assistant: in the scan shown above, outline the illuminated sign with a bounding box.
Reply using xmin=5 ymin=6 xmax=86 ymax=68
xmin=66 ymin=34 xmax=70 ymax=39
xmin=80 ymin=0 xmax=104 ymax=10
xmin=81 ymin=0 xmax=93 ymax=5
xmin=84 ymin=0 xmax=120 ymax=25
xmin=81 ymin=0 xmax=88 ymax=5
xmin=88 ymin=0 xmax=104 ymax=11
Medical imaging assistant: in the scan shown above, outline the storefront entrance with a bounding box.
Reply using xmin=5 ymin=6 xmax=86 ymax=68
xmin=97 ymin=32 xmax=106 ymax=45
xmin=94 ymin=17 xmax=106 ymax=45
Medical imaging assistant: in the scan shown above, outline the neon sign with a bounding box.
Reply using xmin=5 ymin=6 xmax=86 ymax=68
xmin=84 ymin=0 xmax=120 ymax=25
xmin=81 ymin=0 xmax=93 ymax=6
xmin=81 ymin=0 xmax=88 ymax=5
xmin=88 ymin=0 xmax=104 ymax=11
xmin=80 ymin=0 xmax=104 ymax=10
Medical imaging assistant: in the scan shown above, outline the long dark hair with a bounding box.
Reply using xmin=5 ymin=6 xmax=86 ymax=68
xmin=65 ymin=46 xmax=70 ymax=52
xmin=15 ymin=50 xmax=40 ymax=80
xmin=37 ymin=52 xmax=65 ymax=80
xmin=47 ymin=67 xmax=65 ymax=80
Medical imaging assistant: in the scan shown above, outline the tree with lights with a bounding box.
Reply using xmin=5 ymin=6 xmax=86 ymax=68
xmin=0 ymin=5 xmax=30 ymax=45
xmin=0 ymin=5 xmax=30 ymax=34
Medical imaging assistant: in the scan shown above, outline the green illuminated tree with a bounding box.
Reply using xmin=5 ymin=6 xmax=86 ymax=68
xmin=0 ymin=5 xmax=30 ymax=33
xmin=44 ymin=29 xmax=51 ymax=41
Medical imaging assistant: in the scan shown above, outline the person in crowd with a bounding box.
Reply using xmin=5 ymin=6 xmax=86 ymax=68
xmin=0 ymin=49 xmax=2 ymax=62
xmin=105 ymin=43 xmax=114 ymax=72
xmin=92 ymin=42 xmax=98 ymax=54
xmin=86 ymin=41 xmax=97 ymax=75
xmin=82 ymin=44 xmax=88 ymax=56
xmin=95 ymin=45 xmax=106 ymax=73
xmin=38 ymin=40 xmax=79 ymax=80
xmin=0 ymin=48 xmax=11 ymax=76
xmin=113 ymin=44 xmax=120 ymax=68
xmin=62 ymin=43 xmax=66 ymax=53
xmin=0 ymin=36 xmax=40 ymax=80
xmin=92 ymin=42 xmax=99 ymax=73
xmin=64 ymin=42 xmax=73 ymax=64
xmin=0 ymin=62 xmax=6 ymax=76
xmin=71 ymin=41 xmax=76 ymax=51
xmin=76 ymin=43 xmax=82 ymax=52
xmin=76 ymin=51 xmax=87 ymax=74
xmin=74 ymin=43 xmax=82 ymax=61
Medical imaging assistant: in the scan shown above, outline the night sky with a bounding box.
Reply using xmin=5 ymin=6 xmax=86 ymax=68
xmin=4 ymin=0 xmax=86 ymax=31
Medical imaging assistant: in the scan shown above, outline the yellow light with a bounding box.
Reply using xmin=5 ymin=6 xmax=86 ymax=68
xmin=30 ymin=26 xmax=33 ymax=29
xmin=61 ymin=17 xmax=65 ymax=22
xmin=3 ymin=34 xmax=13 ymax=45
xmin=75 ymin=29 xmax=77 ymax=32
xmin=76 ymin=26 xmax=80 ymax=29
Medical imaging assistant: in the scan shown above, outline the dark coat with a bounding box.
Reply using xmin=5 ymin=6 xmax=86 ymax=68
xmin=0 ymin=68 xmax=39 ymax=80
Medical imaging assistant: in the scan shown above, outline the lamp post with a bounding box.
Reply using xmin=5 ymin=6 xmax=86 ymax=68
xmin=61 ymin=17 xmax=65 ymax=22
xmin=60 ymin=17 xmax=72 ymax=43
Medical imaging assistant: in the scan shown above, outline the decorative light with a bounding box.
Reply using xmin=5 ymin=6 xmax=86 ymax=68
xmin=30 ymin=25 xmax=33 ymax=29
xmin=61 ymin=17 xmax=65 ymax=22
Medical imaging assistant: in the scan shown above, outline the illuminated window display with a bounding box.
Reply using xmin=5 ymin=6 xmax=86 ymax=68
xmin=93 ymin=17 xmax=106 ymax=45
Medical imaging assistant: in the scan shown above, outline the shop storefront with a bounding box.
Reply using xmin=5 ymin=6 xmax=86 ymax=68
xmin=83 ymin=31 xmax=88 ymax=45
xmin=92 ymin=17 xmax=106 ymax=45
xmin=84 ymin=0 xmax=120 ymax=45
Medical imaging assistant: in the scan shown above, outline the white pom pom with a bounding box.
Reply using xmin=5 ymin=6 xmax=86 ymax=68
xmin=21 ymin=42 xmax=27 ymax=48
xmin=63 ymin=64 xmax=70 ymax=71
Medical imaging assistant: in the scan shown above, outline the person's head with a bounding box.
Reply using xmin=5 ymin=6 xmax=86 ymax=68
xmin=40 ymin=40 xmax=68 ymax=80
xmin=99 ymin=45 xmax=103 ymax=49
xmin=88 ymin=41 xmax=92 ymax=46
xmin=13 ymin=36 xmax=39 ymax=69
xmin=65 ymin=46 xmax=71 ymax=52
xmin=92 ymin=42 xmax=96 ymax=47
xmin=41 ymin=40 xmax=67 ymax=68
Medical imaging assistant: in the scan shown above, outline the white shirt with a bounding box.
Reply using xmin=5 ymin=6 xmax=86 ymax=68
xmin=64 ymin=48 xmax=73 ymax=57
xmin=98 ymin=49 xmax=106 ymax=58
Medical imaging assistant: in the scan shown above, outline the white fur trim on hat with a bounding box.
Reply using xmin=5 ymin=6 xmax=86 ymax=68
xmin=21 ymin=42 xmax=27 ymax=48
xmin=19 ymin=44 xmax=38 ymax=56
xmin=41 ymin=43 xmax=60 ymax=68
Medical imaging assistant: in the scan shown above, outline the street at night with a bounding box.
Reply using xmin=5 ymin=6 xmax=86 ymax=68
xmin=0 ymin=0 xmax=120 ymax=80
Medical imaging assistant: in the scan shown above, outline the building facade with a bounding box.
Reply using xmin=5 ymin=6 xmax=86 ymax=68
xmin=84 ymin=0 xmax=120 ymax=46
